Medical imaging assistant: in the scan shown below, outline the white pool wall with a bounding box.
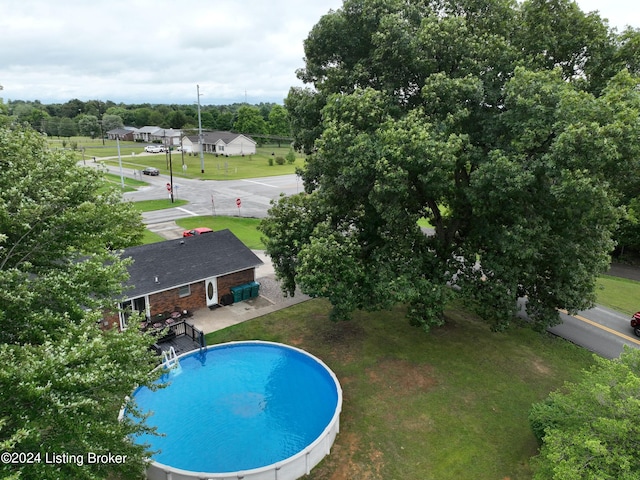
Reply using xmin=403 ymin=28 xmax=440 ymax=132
xmin=143 ymin=341 xmax=343 ymax=480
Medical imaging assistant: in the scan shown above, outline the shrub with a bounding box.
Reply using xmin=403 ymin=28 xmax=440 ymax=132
xmin=275 ymin=156 xmax=285 ymax=165
xmin=286 ymin=149 xmax=296 ymax=164
xmin=268 ymin=157 xmax=274 ymax=166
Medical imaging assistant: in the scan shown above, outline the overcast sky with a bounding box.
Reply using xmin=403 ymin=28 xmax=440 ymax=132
xmin=0 ymin=0 xmax=637 ymax=106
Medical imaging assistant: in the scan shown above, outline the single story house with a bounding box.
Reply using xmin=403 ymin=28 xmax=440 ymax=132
xmin=151 ymin=128 xmax=182 ymax=146
xmin=181 ymin=131 xmax=257 ymax=156
xmin=102 ymin=230 xmax=263 ymax=331
xmin=106 ymin=127 xmax=136 ymax=141
xmin=133 ymin=126 xmax=161 ymax=143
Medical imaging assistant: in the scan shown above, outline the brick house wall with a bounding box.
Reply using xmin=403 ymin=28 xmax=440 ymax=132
xmin=149 ymin=281 xmax=207 ymax=317
xmin=217 ymin=269 xmax=255 ymax=299
xmin=100 ymin=268 xmax=256 ymax=331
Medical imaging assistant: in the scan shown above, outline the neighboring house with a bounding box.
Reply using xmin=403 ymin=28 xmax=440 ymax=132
xmin=181 ymin=131 xmax=257 ymax=156
xmin=150 ymin=128 xmax=182 ymax=146
xmin=102 ymin=230 xmax=263 ymax=331
xmin=106 ymin=127 xmax=137 ymax=141
xmin=133 ymin=126 xmax=161 ymax=143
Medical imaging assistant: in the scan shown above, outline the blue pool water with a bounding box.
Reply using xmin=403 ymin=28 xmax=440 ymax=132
xmin=129 ymin=342 xmax=340 ymax=474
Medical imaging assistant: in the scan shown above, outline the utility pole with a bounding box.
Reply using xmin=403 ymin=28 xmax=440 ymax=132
xmin=197 ymin=84 xmax=205 ymax=173
xmin=169 ymin=146 xmax=174 ymax=203
xmin=116 ymin=138 xmax=124 ymax=188
xmin=164 ymin=131 xmax=174 ymax=203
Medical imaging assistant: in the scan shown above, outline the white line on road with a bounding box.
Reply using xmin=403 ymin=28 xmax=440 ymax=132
xmin=176 ymin=207 xmax=198 ymax=216
xmin=242 ymin=179 xmax=279 ymax=188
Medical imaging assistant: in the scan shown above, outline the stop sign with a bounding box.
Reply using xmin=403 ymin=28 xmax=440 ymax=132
xmin=236 ymin=198 xmax=241 ymax=207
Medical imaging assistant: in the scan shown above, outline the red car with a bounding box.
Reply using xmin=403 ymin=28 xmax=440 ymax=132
xmin=631 ymin=312 xmax=640 ymax=337
xmin=182 ymin=227 xmax=213 ymax=237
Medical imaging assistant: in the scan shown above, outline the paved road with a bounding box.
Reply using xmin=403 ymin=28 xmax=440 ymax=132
xmin=113 ymin=165 xmax=302 ymax=221
xmin=550 ymin=306 xmax=640 ymax=359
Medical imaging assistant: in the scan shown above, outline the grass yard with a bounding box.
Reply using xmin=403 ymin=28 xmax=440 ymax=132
xmin=175 ymin=216 xmax=264 ymax=249
xmin=105 ymin=146 xmax=304 ymax=181
xmin=595 ymin=275 xmax=640 ymax=315
xmin=204 ymin=298 xmax=595 ymax=480
xmin=141 ymin=229 xmax=165 ymax=244
xmin=102 ymin=173 xmax=148 ymax=193
xmin=131 ymin=198 xmax=189 ymax=212
xmin=49 ymin=137 xmax=305 ymax=181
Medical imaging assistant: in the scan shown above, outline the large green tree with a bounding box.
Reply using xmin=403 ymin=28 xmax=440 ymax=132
xmin=268 ymin=104 xmax=291 ymax=146
xmin=261 ymin=0 xmax=640 ymax=331
xmin=233 ymin=105 xmax=268 ymax=135
xmin=0 ymin=125 xmax=160 ymax=479
xmin=101 ymin=113 xmax=124 ymax=133
xmin=77 ymin=114 xmax=101 ymax=138
xmin=529 ymin=347 xmax=640 ymax=479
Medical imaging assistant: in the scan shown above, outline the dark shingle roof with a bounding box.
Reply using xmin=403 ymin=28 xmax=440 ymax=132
xmin=120 ymin=229 xmax=263 ymax=299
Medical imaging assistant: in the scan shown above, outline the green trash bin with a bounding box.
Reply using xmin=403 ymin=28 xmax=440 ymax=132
xmin=230 ymin=285 xmax=243 ymax=303
xmin=241 ymin=283 xmax=251 ymax=300
xmin=249 ymin=281 xmax=260 ymax=298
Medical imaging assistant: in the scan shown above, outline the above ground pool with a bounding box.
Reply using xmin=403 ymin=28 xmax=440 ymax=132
xmin=126 ymin=341 xmax=342 ymax=480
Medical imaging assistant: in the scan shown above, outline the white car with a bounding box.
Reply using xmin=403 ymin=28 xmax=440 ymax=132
xmin=144 ymin=145 xmax=165 ymax=153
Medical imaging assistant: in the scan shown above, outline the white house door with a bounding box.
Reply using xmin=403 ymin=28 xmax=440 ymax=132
xmin=206 ymin=277 xmax=218 ymax=307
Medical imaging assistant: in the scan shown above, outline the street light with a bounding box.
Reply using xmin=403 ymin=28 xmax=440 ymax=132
xmin=197 ymin=84 xmax=205 ymax=173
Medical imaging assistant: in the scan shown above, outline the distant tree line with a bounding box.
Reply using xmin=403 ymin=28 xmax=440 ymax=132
xmin=3 ymin=98 xmax=292 ymax=142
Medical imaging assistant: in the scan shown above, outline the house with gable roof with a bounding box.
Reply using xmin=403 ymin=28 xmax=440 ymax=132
xmin=102 ymin=229 xmax=263 ymax=331
xmin=181 ymin=131 xmax=257 ymax=156
xmin=134 ymin=126 xmax=161 ymax=143
xmin=106 ymin=127 xmax=137 ymax=141
xmin=151 ymin=128 xmax=182 ymax=146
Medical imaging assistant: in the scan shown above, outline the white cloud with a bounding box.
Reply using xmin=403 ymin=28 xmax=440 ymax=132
xmin=0 ymin=0 xmax=637 ymax=105
xmin=0 ymin=0 xmax=343 ymax=104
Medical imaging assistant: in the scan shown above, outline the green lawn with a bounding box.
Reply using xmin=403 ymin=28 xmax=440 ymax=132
xmin=52 ymin=137 xmax=304 ymax=181
xmin=595 ymin=275 xmax=640 ymax=315
xmin=104 ymin=146 xmax=303 ymax=180
xmin=131 ymin=199 xmax=189 ymax=212
xmin=175 ymin=216 xmax=264 ymax=249
xmin=102 ymin=173 xmax=148 ymax=193
xmin=141 ymin=229 xmax=166 ymax=244
xmin=204 ymin=298 xmax=595 ymax=479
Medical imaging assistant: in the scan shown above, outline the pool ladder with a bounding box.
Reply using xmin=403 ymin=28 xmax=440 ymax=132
xmin=161 ymin=346 xmax=179 ymax=370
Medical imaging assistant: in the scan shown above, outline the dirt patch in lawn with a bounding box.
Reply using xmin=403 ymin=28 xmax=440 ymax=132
xmin=308 ymin=432 xmax=385 ymax=480
xmin=313 ymin=319 xmax=366 ymax=364
xmin=366 ymin=358 xmax=438 ymax=394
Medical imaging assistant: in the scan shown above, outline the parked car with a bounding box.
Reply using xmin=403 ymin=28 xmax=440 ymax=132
xmin=631 ymin=312 xmax=640 ymax=337
xmin=142 ymin=167 xmax=160 ymax=176
xmin=144 ymin=145 xmax=165 ymax=153
xmin=182 ymin=227 xmax=214 ymax=237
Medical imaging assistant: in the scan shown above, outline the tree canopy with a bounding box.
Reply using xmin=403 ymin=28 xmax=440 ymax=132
xmin=261 ymin=0 xmax=640 ymax=331
xmin=0 ymin=125 xmax=160 ymax=479
xmin=529 ymin=347 xmax=640 ymax=479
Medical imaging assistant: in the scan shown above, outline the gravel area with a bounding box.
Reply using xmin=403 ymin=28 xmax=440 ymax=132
xmin=255 ymin=274 xmax=310 ymax=306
